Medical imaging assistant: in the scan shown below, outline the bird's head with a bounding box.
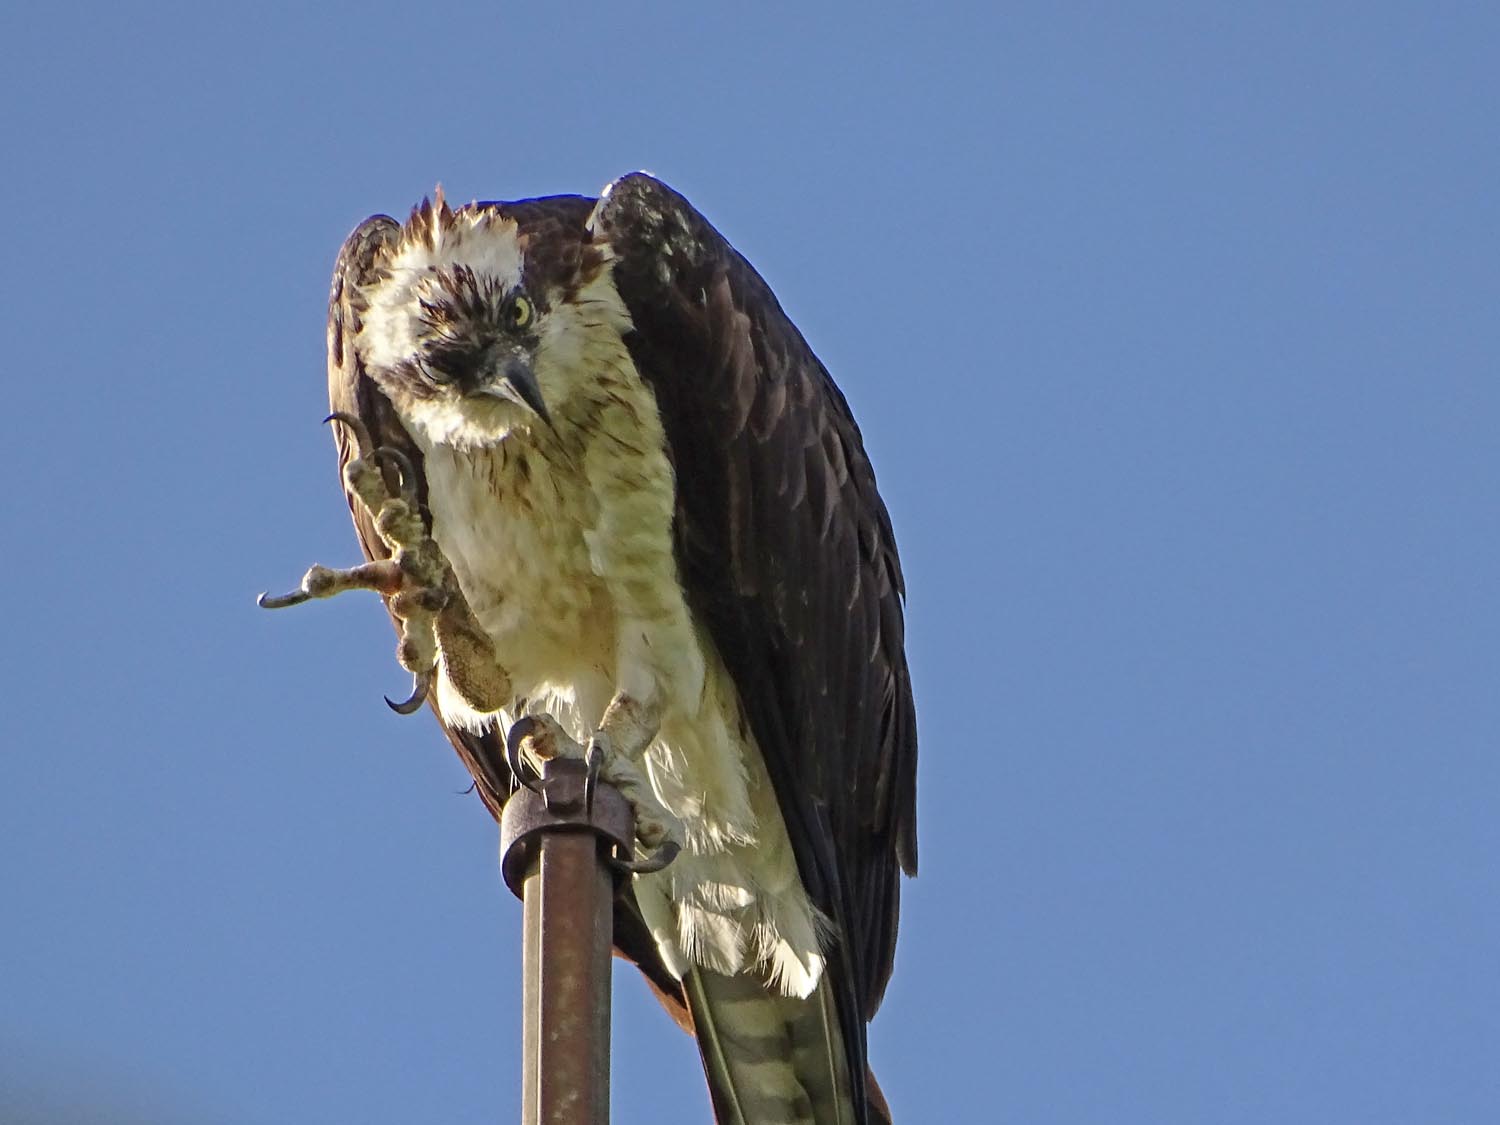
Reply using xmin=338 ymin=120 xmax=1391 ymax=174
xmin=355 ymin=190 xmax=630 ymax=449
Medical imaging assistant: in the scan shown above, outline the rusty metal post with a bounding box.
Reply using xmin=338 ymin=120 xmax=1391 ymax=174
xmin=500 ymin=756 xmax=635 ymax=1125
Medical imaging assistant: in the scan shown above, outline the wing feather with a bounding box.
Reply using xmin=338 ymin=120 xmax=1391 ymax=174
xmin=592 ymin=174 xmax=918 ymax=1117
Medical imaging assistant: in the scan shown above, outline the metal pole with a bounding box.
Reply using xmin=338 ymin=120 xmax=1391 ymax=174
xmin=500 ymin=756 xmax=635 ymax=1125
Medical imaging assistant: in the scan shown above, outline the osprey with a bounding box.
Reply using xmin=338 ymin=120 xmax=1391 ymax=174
xmin=265 ymin=174 xmax=917 ymax=1124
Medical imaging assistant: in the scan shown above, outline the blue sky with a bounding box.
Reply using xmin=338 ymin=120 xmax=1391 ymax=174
xmin=2 ymin=2 xmax=1496 ymax=1121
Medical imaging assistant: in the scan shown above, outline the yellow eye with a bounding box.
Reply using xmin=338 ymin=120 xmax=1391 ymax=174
xmin=509 ymin=295 xmax=533 ymax=329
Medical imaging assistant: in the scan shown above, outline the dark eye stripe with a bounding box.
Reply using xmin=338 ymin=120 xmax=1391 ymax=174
xmin=422 ymin=343 xmax=484 ymax=385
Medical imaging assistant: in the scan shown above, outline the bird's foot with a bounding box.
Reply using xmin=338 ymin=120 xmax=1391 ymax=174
xmin=506 ymin=713 xmax=681 ymax=874
xmin=258 ymin=412 xmax=510 ymax=715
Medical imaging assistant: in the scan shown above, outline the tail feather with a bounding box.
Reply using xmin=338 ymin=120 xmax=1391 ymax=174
xmin=684 ymin=968 xmax=755 ymax=1125
xmin=685 ymin=967 xmax=863 ymax=1125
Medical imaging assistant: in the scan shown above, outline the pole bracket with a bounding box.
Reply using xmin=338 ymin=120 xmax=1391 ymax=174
xmin=499 ymin=756 xmax=637 ymax=899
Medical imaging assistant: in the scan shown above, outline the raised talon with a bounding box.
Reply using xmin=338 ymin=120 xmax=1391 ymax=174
xmin=504 ymin=715 xmax=544 ymax=791
xmin=262 ymin=412 xmax=512 ymax=726
xmin=257 ymin=588 xmax=312 ymax=609
xmin=384 ymin=668 xmax=433 ymax=715
xmin=323 ymin=410 xmax=373 ymax=452
xmin=610 ymin=839 xmax=680 ymax=875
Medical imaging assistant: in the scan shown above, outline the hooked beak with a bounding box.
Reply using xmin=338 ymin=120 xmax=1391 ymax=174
xmin=477 ymin=354 xmax=552 ymax=426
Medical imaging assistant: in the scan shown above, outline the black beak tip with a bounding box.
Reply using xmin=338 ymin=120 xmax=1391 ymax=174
xmin=500 ymin=357 xmax=552 ymax=426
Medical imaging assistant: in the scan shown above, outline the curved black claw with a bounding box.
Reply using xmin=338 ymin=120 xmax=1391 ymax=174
xmin=324 ymin=411 xmax=373 ymax=453
xmin=384 ymin=668 xmax=432 ymax=715
xmin=609 ymin=839 xmax=681 ymax=876
xmin=583 ymin=738 xmax=606 ymax=817
xmin=503 ymin=715 xmax=545 ymax=792
xmin=257 ymin=588 xmax=311 ymax=609
xmin=371 ymin=447 xmax=419 ymax=504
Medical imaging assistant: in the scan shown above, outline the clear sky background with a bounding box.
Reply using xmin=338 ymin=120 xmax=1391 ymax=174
xmin=2 ymin=2 xmax=1495 ymax=1122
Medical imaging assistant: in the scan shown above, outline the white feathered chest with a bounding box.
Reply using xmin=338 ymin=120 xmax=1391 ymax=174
xmin=415 ymin=362 xmax=828 ymax=999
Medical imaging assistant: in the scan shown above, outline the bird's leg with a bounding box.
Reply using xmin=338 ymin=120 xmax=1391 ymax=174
xmin=259 ymin=413 xmax=511 ymax=717
xmin=591 ymin=691 xmax=680 ymax=873
xmin=586 ymin=691 xmax=661 ymax=795
xmin=510 ymin=708 xmax=680 ymax=874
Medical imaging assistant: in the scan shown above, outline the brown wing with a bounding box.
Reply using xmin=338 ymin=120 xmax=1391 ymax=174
xmin=323 ymin=206 xmax=689 ymax=1018
xmin=591 ymin=175 xmax=919 ymax=1106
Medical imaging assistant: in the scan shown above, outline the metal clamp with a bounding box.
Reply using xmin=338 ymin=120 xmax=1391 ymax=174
xmin=499 ymin=757 xmax=637 ymax=898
